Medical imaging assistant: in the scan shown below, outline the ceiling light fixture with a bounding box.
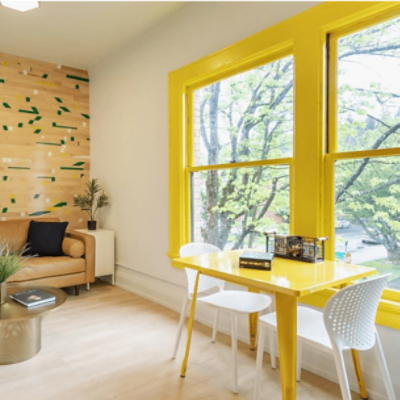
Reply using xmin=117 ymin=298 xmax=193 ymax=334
xmin=1 ymin=1 xmax=39 ymax=12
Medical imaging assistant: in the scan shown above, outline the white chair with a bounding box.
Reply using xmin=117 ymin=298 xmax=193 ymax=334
xmin=254 ymin=275 xmax=396 ymax=400
xmin=173 ymin=242 xmax=272 ymax=394
xmin=172 ymin=243 xmax=225 ymax=361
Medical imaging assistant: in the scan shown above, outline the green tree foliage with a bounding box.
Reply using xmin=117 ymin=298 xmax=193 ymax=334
xmin=335 ymin=17 xmax=400 ymax=263
xmin=196 ymin=56 xmax=293 ymax=250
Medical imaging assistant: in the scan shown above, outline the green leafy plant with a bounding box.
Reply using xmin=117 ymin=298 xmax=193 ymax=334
xmin=74 ymin=178 xmax=110 ymax=221
xmin=0 ymin=242 xmax=30 ymax=283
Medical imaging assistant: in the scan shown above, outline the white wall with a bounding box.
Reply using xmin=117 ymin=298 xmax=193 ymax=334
xmin=90 ymin=3 xmax=399 ymax=400
xmin=90 ymin=1 xmax=319 ymax=284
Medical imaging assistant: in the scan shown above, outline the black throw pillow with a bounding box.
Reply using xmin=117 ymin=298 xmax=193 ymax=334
xmin=25 ymin=221 xmax=69 ymax=257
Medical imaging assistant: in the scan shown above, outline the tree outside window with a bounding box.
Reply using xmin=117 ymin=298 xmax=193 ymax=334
xmin=191 ymin=56 xmax=293 ymax=250
xmin=333 ymin=16 xmax=400 ymax=290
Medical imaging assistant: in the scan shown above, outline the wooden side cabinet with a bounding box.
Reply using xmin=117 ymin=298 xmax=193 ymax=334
xmin=75 ymin=228 xmax=115 ymax=289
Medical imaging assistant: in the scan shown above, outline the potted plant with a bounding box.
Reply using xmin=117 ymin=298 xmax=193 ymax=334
xmin=74 ymin=178 xmax=110 ymax=230
xmin=0 ymin=242 xmax=30 ymax=305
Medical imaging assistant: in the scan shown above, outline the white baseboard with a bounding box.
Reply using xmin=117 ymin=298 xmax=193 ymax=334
xmin=114 ymin=263 xmax=398 ymax=400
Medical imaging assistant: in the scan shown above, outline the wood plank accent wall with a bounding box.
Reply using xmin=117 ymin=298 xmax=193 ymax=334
xmin=0 ymin=52 xmax=90 ymax=229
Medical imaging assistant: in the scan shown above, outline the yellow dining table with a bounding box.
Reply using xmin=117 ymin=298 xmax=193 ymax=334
xmin=172 ymin=249 xmax=376 ymax=400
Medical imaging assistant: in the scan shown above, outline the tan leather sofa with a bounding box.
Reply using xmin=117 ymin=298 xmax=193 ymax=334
xmin=0 ymin=217 xmax=95 ymax=289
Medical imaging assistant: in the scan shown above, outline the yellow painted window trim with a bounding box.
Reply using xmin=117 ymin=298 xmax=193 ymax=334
xmin=168 ymin=1 xmax=400 ymax=328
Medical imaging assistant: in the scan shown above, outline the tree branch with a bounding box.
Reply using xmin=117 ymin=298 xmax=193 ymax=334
xmin=339 ymin=43 xmax=400 ymax=59
xmin=337 ymin=177 xmax=400 ymax=203
xmin=200 ymin=97 xmax=210 ymax=153
xmin=343 ymin=107 xmax=390 ymax=128
xmin=335 ymin=122 xmax=400 ymax=203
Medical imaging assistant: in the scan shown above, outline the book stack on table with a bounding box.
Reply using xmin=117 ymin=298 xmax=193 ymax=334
xmin=239 ymin=251 xmax=274 ymax=270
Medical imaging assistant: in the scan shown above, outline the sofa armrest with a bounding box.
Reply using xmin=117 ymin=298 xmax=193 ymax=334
xmin=65 ymin=230 xmax=95 ymax=283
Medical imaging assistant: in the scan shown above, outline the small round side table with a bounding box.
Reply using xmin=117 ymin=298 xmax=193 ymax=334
xmin=0 ymin=284 xmax=67 ymax=364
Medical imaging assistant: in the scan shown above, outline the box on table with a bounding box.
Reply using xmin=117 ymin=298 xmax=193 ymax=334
xmin=239 ymin=251 xmax=274 ymax=270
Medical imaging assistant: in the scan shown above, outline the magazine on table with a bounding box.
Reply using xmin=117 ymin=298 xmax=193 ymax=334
xmin=10 ymin=289 xmax=56 ymax=307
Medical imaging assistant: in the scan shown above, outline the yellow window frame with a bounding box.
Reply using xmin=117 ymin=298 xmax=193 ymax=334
xmin=169 ymin=1 xmax=400 ymax=329
xmin=186 ymin=49 xmax=295 ymax=253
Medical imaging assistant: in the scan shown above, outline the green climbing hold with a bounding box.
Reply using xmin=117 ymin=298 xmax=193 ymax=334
xmin=19 ymin=106 xmax=39 ymax=114
xmin=66 ymin=74 xmax=89 ymax=82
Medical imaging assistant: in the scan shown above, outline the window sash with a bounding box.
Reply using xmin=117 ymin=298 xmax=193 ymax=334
xmin=327 ymin=10 xmax=400 ymax=300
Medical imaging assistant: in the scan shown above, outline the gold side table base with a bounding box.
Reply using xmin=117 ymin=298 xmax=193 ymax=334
xmin=0 ymin=317 xmax=42 ymax=364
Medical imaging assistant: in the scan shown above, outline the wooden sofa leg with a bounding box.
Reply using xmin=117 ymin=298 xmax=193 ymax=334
xmin=75 ymin=285 xmax=80 ymax=296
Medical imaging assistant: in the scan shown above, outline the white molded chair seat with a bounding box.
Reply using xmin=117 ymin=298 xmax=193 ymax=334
xmin=172 ymin=243 xmax=272 ymax=394
xmin=198 ymin=291 xmax=272 ymax=314
xmin=253 ymin=275 xmax=396 ymax=400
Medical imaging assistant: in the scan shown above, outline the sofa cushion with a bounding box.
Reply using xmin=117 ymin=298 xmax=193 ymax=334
xmin=0 ymin=219 xmax=31 ymax=251
xmin=10 ymin=256 xmax=86 ymax=282
xmin=62 ymin=238 xmax=85 ymax=258
xmin=25 ymin=221 xmax=68 ymax=257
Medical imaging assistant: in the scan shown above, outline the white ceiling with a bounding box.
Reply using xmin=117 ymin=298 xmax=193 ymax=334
xmin=0 ymin=1 xmax=185 ymax=70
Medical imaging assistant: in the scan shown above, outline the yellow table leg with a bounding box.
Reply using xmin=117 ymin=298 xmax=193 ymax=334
xmin=180 ymin=271 xmax=200 ymax=378
xmin=248 ymin=312 xmax=258 ymax=350
xmin=248 ymin=287 xmax=260 ymax=350
xmin=275 ymin=292 xmax=297 ymax=400
xmin=351 ymin=349 xmax=368 ymax=399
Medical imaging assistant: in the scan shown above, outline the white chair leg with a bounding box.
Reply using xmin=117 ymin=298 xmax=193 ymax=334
xmin=254 ymin=324 xmax=266 ymax=400
xmin=231 ymin=312 xmax=239 ymax=394
xmin=297 ymin=340 xmax=302 ymax=382
xmin=267 ymin=327 xmax=276 ymax=369
xmin=373 ymin=333 xmax=396 ymax=400
xmin=211 ymin=309 xmax=219 ymax=343
xmin=172 ymin=295 xmax=190 ymax=359
xmin=332 ymin=344 xmax=352 ymax=400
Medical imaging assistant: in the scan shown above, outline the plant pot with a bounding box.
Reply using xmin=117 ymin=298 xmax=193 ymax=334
xmin=88 ymin=221 xmax=97 ymax=230
xmin=0 ymin=281 xmax=6 ymax=306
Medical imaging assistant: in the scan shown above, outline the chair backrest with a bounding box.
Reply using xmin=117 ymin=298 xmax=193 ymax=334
xmin=180 ymin=243 xmax=225 ymax=296
xmin=323 ymin=274 xmax=389 ymax=351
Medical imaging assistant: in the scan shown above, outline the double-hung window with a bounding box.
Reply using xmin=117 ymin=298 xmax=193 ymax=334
xmin=189 ymin=54 xmax=294 ymax=250
xmin=169 ymin=2 xmax=400 ymax=328
xmin=328 ymin=12 xmax=400 ymax=298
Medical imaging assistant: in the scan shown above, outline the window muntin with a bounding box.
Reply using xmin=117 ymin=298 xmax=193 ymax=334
xmin=191 ymin=165 xmax=290 ymax=250
xmin=337 ymin=17 xmax=400 ymax=153
xmin=193 ymin=56 xmax=294 ymax=166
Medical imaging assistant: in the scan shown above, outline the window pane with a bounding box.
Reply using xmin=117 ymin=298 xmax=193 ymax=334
xmin=192 ymin=165 xmax=290 ymax=250
xmin=337 ymin=17 xmax=400 ymax=152
xmin=193 ymin=56 xmax=293 ymax=166
xmin=335 ymin=156 xmax=400 ymax=290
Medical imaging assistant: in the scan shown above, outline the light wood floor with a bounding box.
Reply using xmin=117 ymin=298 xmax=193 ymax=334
xmin=0 ymin=281 xmax=358 ymax=400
